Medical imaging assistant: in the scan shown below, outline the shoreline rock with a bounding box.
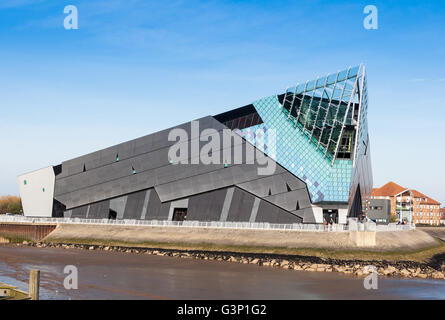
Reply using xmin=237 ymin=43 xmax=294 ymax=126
xmin=16 ymin=240 xmax=445 ymax=280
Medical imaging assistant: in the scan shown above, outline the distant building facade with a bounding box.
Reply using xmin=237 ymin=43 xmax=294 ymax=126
xmin=439 ymin=207 xmax=445 ymax=225
xmin=366 ymin=198 xmax=391 ymax=224
xmin=372 ymin=182 xmax=441 ymax=225
xmin=411 ymin=190 xmax=442 ymax=226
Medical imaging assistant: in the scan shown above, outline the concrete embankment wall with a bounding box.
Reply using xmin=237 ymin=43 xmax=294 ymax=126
xmin=43 ymin=224 xmax=438 ymax=252
xmin=0 ymin=223 xmax=56 ymax=242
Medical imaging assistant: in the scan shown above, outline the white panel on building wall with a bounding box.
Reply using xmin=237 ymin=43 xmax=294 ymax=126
xmin=17 ymin=167 xmax=55 ymax=217
xmin=338 ymin=209 xmax=348 ymax=224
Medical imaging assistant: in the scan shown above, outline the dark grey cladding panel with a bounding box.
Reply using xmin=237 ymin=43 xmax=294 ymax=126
xmin=255 ymin=200 xmax=302 ymax=224
xmin=70 ymin=205 xmax=88 ymax=218
xmin=54 ymin=117 xmax=285 ymax=209
xmin=123 ymin=190 xmax=147 ymax=220
xmin=302 ymin=207 xmax=317 ymax=223
xmin=62 ymin=188 xmax=307 ymax=224
xmin=154 ymin=164 xmax=225 ymax=187
xmin=348 ymin=142 xmax=373 ymax=216
xmin=279 ymin=172 xmax=308 ymax=190
xmin=236 ymin=172 xmax=307 ymax=197
xmin=55 ymin=167 xmax=158 ymax=209
xmin=187 ymin=189 xmax=227 ymax=222
xmin=55 ymin=129 xmax=251 ymax=197
xmin=290 ymin=208 xmax=310 ymax=220
xmin=155 ymin=162 xmax=286 ymax=203
xmin=55 ymin=121 xmax=247 ymax=199
xmin=54 ymin=117 xmax=295 ymax=210
xmin=226 ymin=188 xmax=255 ymax=222
xmin=57 ymin=116 xmax=225 ymax=179
xmin=151 ymin=136 xmax=267 ymax=187
xmin=263 ymin=190 xmax=311 ymax=212
xmin=55 ymin=164 xmax=227 ymax=209
xmin=55 ymin=148 xmax=169 ymax=197
xmin=145 ymin=188 xmax=170 ymax=220
xmin=88 ymin=200 xmax=110 ymax=219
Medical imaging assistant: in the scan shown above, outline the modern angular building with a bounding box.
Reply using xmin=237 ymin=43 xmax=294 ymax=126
xmin=18 ymin=65 xmax=372 ymax=224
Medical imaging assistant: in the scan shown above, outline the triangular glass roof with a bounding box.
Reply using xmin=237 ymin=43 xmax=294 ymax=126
xmin=279 ymin=65 xmax=364 ymax=162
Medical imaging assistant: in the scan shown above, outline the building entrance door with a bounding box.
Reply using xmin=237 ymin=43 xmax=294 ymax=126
xmin=323 ymin=209 xmax=338 ymax=224
xmin=172 ymin=208 xmax=187 ymax=222
xmin=108 ymin=209 xmax=117 ymax=220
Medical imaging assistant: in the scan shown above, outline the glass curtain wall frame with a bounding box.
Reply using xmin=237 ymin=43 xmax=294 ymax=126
xmin=280 ymin=65 xmax=363 ymax=165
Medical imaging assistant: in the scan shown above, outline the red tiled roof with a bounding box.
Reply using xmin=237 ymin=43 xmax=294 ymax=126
xmin=372 ymin=182 xmax=441 ymax=206
xmin=411 ymin=189 xmax=441 ymax=205
xmin=372 ymin=181 xmax=407 ymax=197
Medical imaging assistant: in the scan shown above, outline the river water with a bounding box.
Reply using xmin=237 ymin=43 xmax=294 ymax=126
xmin=0 ymin=245 xmax=444 ymax=300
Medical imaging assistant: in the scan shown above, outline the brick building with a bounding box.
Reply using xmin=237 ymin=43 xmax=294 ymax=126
xmin=372 ymin=182 xmax=441 ymax=225
xmin=411 ymin=190 xmax=442 ymax=225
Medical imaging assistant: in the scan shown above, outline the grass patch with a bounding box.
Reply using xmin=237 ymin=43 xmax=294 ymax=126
xmin=0 ymin=232 xmax=32 ymax=243
xmin=45 ymin=236 xmax=445 ymax=263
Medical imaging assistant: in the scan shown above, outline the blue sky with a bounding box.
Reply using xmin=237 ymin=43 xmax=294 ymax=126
xmin=1 ymin=0 xmax=444 ymax=203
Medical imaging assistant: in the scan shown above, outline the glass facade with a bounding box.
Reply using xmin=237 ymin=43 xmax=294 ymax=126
xmin=237 ymin=65 xmax=372 ymax=211
xmin=279 ymin=66 xmax=360 ymax=161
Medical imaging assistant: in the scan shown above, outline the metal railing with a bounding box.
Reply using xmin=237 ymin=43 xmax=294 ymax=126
xmin=0 ymin=215 xmax=415 ymax=232
xmin=348 ymin=218 xmax=415 ymax=232
xmin=375 ymin=223 xmax=414 ymax=231
xmin=0 ymin=215 xmax=347 ymax=232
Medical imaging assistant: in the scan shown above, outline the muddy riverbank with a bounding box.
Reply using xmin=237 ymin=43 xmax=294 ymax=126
xmin=17 ymin=240 xmax=445 ymax=280
xmin=1 ymin=244 xmax=445 ymax=300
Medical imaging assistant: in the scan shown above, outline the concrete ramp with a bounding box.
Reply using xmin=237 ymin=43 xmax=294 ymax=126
xmin=43 ymin=224 xmax=439 ymax=252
